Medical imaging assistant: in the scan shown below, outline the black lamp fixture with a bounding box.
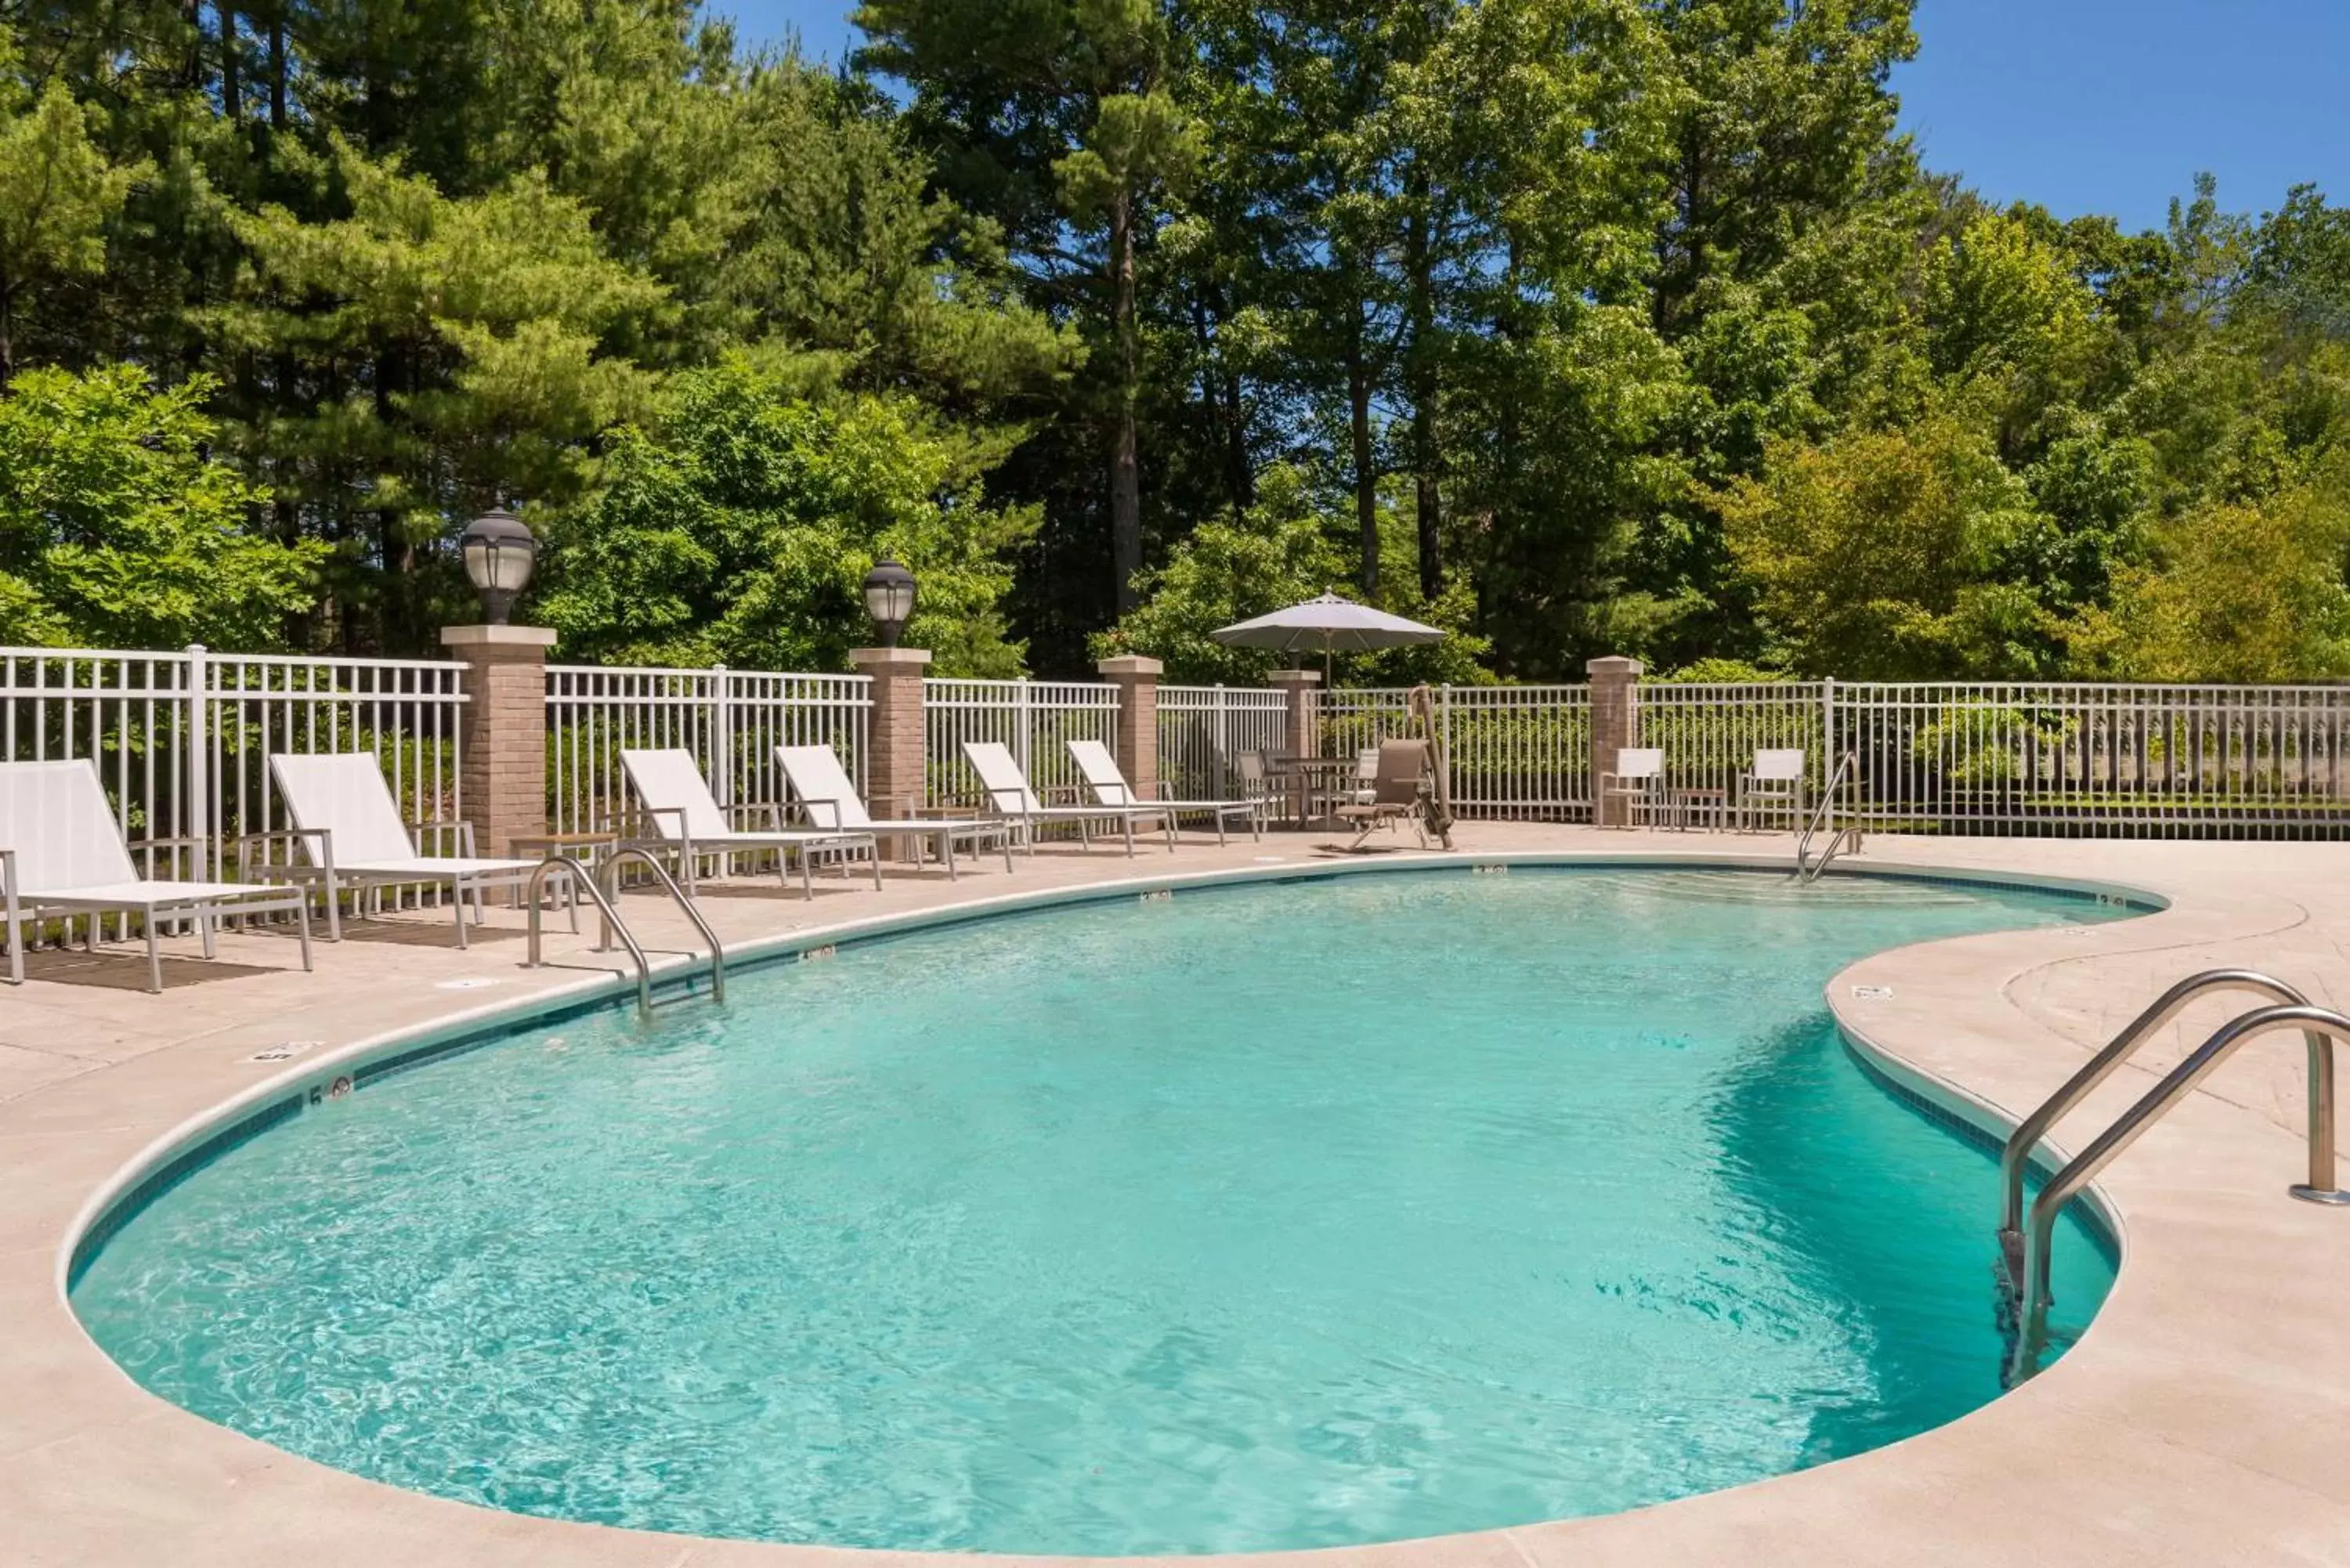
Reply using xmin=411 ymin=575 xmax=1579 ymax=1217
xmin=458 ymin=506 xmax=537 ymax=625
xmin=861 ymin=557 xmax=916 ymax=647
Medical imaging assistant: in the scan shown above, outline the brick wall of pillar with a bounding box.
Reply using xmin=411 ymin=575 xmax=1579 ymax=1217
xmin=850 ymin=646 xmax=931 ymax=858
xmin=1098 ymin=654 xmax=1162 ymax=799
xmin=1588 ymin=655 xmax=1643 ymax=826
xmin=442 ymin=624 xmax=556 ymax=858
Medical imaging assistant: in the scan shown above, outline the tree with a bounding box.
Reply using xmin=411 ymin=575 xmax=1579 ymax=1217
xmin=0 ymin=33 xmax=147 ymax=387
xmin=1712 ymin=406 xmax=2050 ymax=677
xmin=0 ymin=364 xmax=324 ymax=648
xmin=537 ymin=356 xmax=1036 ymax=675
xmin=857 ymin=0 xmax=1198 ymax=612
xmin=2076 ymin=471 xmax=2350 ymax=682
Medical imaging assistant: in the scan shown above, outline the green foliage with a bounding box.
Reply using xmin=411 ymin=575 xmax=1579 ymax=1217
xmin=5 ymin=3 xmax=2350 ymax=685
xmin=537 ymin=357 xmax=1034 ymax=674
xmin=1712 ymin=406 xmax=2051 ymax=678
xmin=1094 ymin=465 xmax=1490 ymax=684
xmin=0 ymin=365 xmax=324 ymax=648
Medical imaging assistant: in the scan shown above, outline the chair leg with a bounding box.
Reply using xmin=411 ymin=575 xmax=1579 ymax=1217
xmin=942 ymin=831 xmax=957 ymax=880
xmin=452 ymin=880 xmax=469 ymax=949
xmin=146 ymin=921 xmax=163 ymax=994
xmin=868 ymin=843 xmax=883 ymax=891
xmin=800 ymin=849 xmax=814 ymax=901
xmin=199 ymin=912 xmax=216 ymax=960
xmin=322 ymin=874 xmax=345 ymax=941
xmin=294 ymin=894 xmax=314 ymax=972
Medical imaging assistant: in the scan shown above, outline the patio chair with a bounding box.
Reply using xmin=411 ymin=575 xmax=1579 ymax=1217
xmin=1334 ymin=739 xmax=1434 ymax=851
xmin=1311 ymin=747 xmax=1380 ymax=822
xmin=248 ymin=752 xmax=571 ymax=948
xmin=619 ymin=748 xmax=881 ymax=898
xmin=1065 ymin=738 xmax=1261 ymax=847
xmin=1233 ymin=749 xmax=1280 ymax=829
xmin=1597 ymin=747 xmax=1665 ymax=829
xmin=776 ymin=743 xmax=1014 ymax=879
xmin=959 ymin=741 xmax=1172 ymax=857
xmin=1737 ymin=748 xmax=1807 ymax=831
xmin=2 ymin=760 xmax=313 ymax=993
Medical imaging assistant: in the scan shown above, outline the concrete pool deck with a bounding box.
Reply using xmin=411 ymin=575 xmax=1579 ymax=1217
xmin=5 ymin=825 xmax=2349 ymax=1566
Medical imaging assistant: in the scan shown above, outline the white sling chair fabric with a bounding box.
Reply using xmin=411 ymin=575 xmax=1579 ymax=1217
xmin=775 ymin=744 xmax=1013 ymax=878
xmin=1065 ymin=739 xmax=1260 ymax=847
xmin=618 ymin=748 xmax=880 ymax=896
xmin=261 ymin=752 xmax=566 ymax=948
xmin=0 ymin=758 xmax=313 ymax=992
xmin=959 ymin=741 xmax=1170 ymax=857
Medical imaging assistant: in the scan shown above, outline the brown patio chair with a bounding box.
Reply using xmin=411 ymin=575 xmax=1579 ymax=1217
xmin=1335 ymin=739 xmax=1434 ymax=851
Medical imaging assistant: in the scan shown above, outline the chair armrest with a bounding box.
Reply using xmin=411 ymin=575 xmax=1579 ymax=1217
xmin=235 ymin=826 xmax=333 ymax=873
xmin=127 ymin=834 xmax=208 ymax=852
xmin=726 ymin=801 xmax=786 ymax=830
xmin=1039 ymin=783 xmax=1086 ymax=806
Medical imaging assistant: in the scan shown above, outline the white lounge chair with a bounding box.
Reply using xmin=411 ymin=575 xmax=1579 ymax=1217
xmin=247 ymin=752 xmax=569 ymax=948
xmin=1597 ymin=746 xmax=1665 ymax=828
xmin=776 ymin=743 xmax=1014 ymax=879
xmin=1066 ymin=738 xmax=1260 ymax=847
xmin=959 ymin=740 xmax=1172 ymax=857
xmin=618 ymin=748 xmax=880 ymax=897
xmin=1738 ymin=747 xmax=1807 ymax=830
xmin=1 ymin=758 xmax=313 ymax=992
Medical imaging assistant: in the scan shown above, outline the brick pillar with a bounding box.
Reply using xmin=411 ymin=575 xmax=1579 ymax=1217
xmin=440 ymin=624 xmax=556 ymax=858
xmin=1267 ymin=668 xmax=1321 ymax=759
xmin=1097 ymin=654 xmax=1162 ymax=799
xmin=1588 ymin=654 xmax=1643 ymax=826
xmin=849 ymin=645 xmax=931 ymax=858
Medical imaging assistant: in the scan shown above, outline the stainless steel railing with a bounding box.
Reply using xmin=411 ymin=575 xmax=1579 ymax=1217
xmin=522 ymin=849 xmax=726 ymax=1022
xmin=1997 ymin=969 xmax=2316 ymax=1281
xmin=1795 ymin=752 xmax=1860 ymax=882
xmin=2009 ymin=999 xmax=2350 ymax=1382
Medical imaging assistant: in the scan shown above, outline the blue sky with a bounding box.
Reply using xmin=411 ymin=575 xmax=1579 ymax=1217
xmin=716 ymin=0 xmax=2350 ymax=233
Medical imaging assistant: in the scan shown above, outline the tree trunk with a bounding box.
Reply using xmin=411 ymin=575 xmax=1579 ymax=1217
xmin=219 ymin=4 xmax=240 ymax=125
xmin=1405 ymin=198 xmax=1442 ymax=601
xmin=1347 ymin=301 xmax=1378 ymax=598
xmin=268 ymin=4 xmax=287 ymax=130
xmin=1109 ymin=190 xmax=1143 ymax=614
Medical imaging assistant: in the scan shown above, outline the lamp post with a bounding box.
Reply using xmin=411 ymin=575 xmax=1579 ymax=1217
xmin=458 ymin=507 xmax=537 ymax=626
xmin=442 ymin=506 xmax=554 ymax=859
xmin=861 ymin=558 xmax=916 ymax=648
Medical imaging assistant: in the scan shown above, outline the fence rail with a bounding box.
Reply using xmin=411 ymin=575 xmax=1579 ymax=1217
xmin=1158 ymin=685 xmax=1289 ymax=801
xmin=12 ymin=640 xmax=2350 ymax=858
xmin=1831 ymin=681 xmax=2350 ymax=838
xmin=3 ymin=645 xmax=468 ymax=880
xmin=545 ymin=665 xmax=870 ymax=832
xmin=922 ymin=679 xmax=1119 ymax=809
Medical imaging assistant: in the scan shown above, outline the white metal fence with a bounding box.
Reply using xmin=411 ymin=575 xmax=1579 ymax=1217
xmin=2 ymin=645 xmax=468 ymax=879
xmin=1637 ymin=681 xmax=1826 ymax=830
xmin=1313 ymin=685 xmax=1595 ymax=821
xmin=545 ymin=665 xmax=870 ymax=832
xmin=1158 ymin=686 xmax=1289 ymax=800
xmin=1828 ymin=681 xmax=2350 ymax=838
xmin=922 ymin=679 xmax=1119 ymax=808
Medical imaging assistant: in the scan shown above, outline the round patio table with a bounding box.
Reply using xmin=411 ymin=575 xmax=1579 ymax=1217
xmin=1273 ymin=755 xmax=1370 ymax=826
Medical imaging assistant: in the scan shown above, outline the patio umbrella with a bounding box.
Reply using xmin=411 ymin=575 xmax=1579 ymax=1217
xmin=1210 ymin=592 xmax=1444 ymax=680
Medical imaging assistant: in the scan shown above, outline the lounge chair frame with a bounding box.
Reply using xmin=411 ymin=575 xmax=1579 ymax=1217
xmin=776 ymin=743 xmax=1014 ymax=878
xmin=617 ymin=748 xmax=881 ymax=898
xmin=2 ymin=758 xmax=313 ymax=992
xmin=241 ymin=752 xmax=573 ymax=948
xmin=1065 ymin=739 xmax=1260 ymax=847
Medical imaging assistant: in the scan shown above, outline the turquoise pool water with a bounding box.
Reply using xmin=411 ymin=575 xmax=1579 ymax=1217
xmin=73 ymin=868 xmax=2126 ymax=1555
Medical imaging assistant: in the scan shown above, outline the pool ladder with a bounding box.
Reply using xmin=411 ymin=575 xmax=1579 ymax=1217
xmin=522 ymin=849 xmax=727 ymax=1023
xmin=1998 ymin=968 xmax=2350 ymax=1382
xmin=1793 ymin=752 xmax=1860 ymax=882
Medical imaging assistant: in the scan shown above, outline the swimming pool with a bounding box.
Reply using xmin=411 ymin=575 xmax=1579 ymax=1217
xmin=71 ymin=867 xmax=2128 ymax=1555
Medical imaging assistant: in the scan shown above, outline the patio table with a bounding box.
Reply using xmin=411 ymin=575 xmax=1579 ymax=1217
xmin=1273 ymin=756 xmax=1368 ymax=826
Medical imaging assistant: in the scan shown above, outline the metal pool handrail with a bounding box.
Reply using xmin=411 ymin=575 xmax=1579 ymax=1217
xmin=522 ymin=851 xmax=726 ymax=1022
xmin=2011 ymin=1001 xmax=2350 ymax=1382
xmin=1794 ymin=752 xmax=1859 ymax=882
xmin=1998 ymin=969 xmax=2315 ymax=1276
